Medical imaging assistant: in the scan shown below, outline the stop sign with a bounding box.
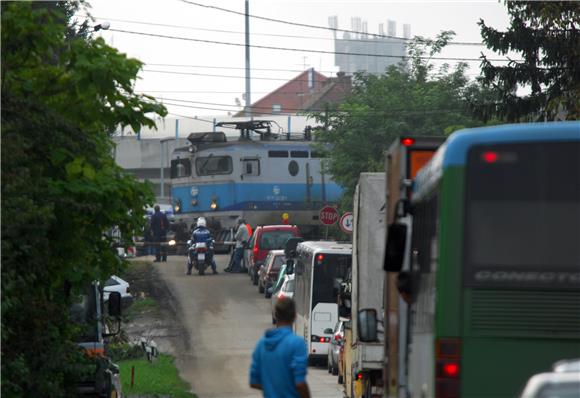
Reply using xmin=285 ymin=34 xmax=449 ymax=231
xmin=319 ymin=206 xmax=339 ymax=225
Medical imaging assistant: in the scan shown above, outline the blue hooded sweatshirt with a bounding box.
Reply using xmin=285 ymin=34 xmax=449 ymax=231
xmin=249 ymin=326 xmax=308 ymax=398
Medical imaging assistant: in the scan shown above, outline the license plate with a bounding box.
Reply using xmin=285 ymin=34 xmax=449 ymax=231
xmin=197 ymin=253 xmax=205 ymax=261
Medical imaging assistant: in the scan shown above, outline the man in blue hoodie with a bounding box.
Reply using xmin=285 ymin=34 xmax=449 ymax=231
xmin=249 ymin=298 xmax=311 ymax=398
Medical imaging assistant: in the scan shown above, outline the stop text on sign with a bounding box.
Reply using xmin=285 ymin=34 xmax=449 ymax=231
xmin=319 ymin=206 xmax=339 ymax=225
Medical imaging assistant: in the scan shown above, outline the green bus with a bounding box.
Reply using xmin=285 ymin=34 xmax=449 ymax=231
xmin=385 ymin=122 xmax=580 ymax=398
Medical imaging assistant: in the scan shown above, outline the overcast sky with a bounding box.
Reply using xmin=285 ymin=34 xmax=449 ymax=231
xmin=83 ymin=0 xmax=510 ymax=118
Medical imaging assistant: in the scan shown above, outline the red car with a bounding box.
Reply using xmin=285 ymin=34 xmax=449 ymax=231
xmin=245 ymin=225 xmax=301 ymax=285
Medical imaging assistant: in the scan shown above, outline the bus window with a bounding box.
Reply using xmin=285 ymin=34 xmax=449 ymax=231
xmin=411 ymin=195 xmax=439 ymax=274
xmin=465 ymin=142 xmax=580 ymax=287
xmin=312 ymin=254 xmax=351 ymax=310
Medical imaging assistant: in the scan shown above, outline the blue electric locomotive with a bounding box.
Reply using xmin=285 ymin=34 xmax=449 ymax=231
xmin=169 ymin=121 xmax=343 ymax=238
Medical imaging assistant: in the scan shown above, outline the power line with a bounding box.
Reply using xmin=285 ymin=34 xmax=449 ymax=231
xmin=142 ymin=69 xmax=316 ymax=82
xmin=167 ymin=112 xmax=239 ymax=128
xmin=140 ymin=90 xmax=272 ymax=94
xmin=141 ymin=67 xmax=482 ymax=83
xmin=143 ymin=62 xmax=484 ymax=77
xmin=157 ymin=97 xmax=471 ymax=116
xmin=146 ymin=63 xmax=323 ymax=74
xmin=110 ymin=28 xmax=512 ymax=62
xmin=82 ymin=14 xmax=485 ymax=47
xmin=179 ymin=0 xmax=483 ymax=46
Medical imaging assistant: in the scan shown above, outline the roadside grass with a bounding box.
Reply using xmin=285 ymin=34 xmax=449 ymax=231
xmin=119 ymin=354 xmax=195 ymax=398
xmin=127 ymin=297 xmax=158 ymax=314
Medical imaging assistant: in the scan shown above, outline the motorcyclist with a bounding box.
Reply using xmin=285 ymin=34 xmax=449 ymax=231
xmin=187 ymin=217 xmax=218 ymax=275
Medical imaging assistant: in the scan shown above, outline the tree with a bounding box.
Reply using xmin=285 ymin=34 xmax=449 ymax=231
xmin=309 ymin=32 xmax=485 ymax=206
xmin=478 ymin=1 xmax=580 ymax=121
xmin=1 ymin=2 xmax=166 ymax=396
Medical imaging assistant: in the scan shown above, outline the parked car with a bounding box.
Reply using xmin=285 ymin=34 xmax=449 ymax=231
xmin=258 ymin=250 xmax=286 ymax=296
xmin=327 ymin=318 xmax=346 ymax=376
xmin=520 ymin=359 xmax=580 ymax=398
xmin=103 ymin=275 xmax=132 ymax=307
xmin=245 ymin=225 xmax=300 ymax=285
xmin=269 ymin=274 xmax=295 ymax=324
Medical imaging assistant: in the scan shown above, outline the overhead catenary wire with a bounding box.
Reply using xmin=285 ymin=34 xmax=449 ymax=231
xmin=142 ymin=68 xmax=337 ymax=82
xmin=109 ymin=28 xmax=516 ymax=63
xmin=79 ymin=14 xmax=486 ymax=46
xmin=178 ymin=0 xmax=485 ymax=46
xmin=156 ymin=98 xmax=471 ymax=117
xmin=141 ymin=63 xmax=485 ymax=77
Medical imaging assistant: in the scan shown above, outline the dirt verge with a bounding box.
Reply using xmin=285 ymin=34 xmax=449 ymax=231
xmin=122 ymin=259 xmax=190 ymax=355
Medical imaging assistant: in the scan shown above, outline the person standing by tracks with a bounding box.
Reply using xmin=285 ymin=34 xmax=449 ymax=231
xmin=150 ymin=205 xmax=169 ymax=262
xmin=226 ymin=218 xmax=250 ymax=273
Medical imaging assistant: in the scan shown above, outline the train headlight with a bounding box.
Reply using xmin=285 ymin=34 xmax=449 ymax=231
xmin=191 ymin=199 xmax=198 ymax=207
xmin=174 ymin=199 xmax=182 ymax=213
xmin=210 ymin=197 xmax=218 ymax=210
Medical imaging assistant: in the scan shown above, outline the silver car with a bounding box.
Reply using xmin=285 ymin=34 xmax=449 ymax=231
xmin=269 ymin=274 xmax=295 ymax=324
xmin=520 ymin=359 xmax=580 ymax=398
xmin=327 ymin=319 xmax=346 ymax=376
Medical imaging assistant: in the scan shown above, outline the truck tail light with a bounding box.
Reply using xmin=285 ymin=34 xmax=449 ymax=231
xmin=435 ymin=338 xmax=461 ymax=398
xmin=401 ymin=137 xmax=415 ymax=147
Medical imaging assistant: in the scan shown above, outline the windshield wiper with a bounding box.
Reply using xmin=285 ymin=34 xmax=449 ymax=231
xmin=199 ymin=154 xmax=213 ymax=174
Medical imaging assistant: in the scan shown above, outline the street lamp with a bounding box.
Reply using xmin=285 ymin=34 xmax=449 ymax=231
xmin=93 ymin=21 xmax=110 ymax=32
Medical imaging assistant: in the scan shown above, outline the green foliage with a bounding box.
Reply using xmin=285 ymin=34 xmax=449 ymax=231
xmin=309 ymin=32 xmax=485 ymax=206
xmin=108 ymin=343 xmax=145 ymax=362
xmin=119 ymin=355 xmax=196 ymax=398
xmin=478 ymin=1 xmax=580 ymax=121
xmin=1 ymin=2 xmax=166 ymax=396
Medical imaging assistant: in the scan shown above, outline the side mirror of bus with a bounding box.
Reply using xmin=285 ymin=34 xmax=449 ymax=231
xmin=396 ymin=271 xmax=413 ymax=304
xmin=384 ymin=223 xmax=407 ymax=272
xmin=284 ymin=237 xmax=304 ymax=258
xmin=108 ymin=291 xmax=122 ymax=317
xmin=358 ymin=308 xmax=378 ymax=342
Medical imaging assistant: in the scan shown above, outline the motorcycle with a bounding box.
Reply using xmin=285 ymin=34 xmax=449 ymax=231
xmin=187 ymin=239 xmax=214 ymax=276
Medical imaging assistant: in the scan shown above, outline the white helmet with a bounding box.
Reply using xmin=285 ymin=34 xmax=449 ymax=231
xmin=197 ymin=217 xmax=207 ymax=228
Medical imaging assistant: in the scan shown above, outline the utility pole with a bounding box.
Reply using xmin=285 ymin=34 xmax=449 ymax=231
xmin=244 ymin=0 xmax=252 ymax=119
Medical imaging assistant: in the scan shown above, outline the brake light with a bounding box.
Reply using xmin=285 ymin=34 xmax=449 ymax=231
xmin=435 ymin=338 xmax=461 ymax=398
xmin=316 ymin=254 xmax=324 ymax=262
xmin=357 ymin=372 xmax=363 ymax=380
xmin=401 ymin=137 xmax=415 ymax=147
xmin=311 ymin=335 xmax=330 ymax=343
xmin=442 ymin=363 xmax=459 ymax=377
xmin=482 ymin=151 xmax=498 ymax=163
xmin=334 ymin=333 xmax=342 ymax=342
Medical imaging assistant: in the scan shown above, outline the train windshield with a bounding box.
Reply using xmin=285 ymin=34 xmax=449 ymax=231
xmin=465 ymin=142 xmax=580 ymax=286
xmin=195 ymin=156 xmax=232 ymax=176
xmin=171 ymin=158 xmax=191 ymax=178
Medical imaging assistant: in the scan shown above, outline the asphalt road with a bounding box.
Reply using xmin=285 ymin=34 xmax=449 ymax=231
xmin=154 ymin=254 xmax=343 ymax=398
